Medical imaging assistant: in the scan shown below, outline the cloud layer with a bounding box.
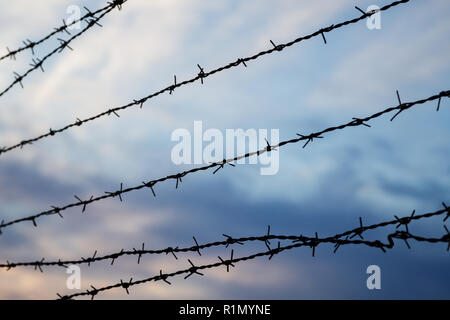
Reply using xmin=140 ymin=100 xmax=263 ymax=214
xmin=0 ymin=0 xmax=449 ymax=299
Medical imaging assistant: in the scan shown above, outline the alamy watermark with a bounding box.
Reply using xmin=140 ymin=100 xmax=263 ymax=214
xmin=366 ymin=5 xmax=381 ymax=30
xmin=366 ymin=265 xmax=381 ymax=290
xmin=171 ymin=121 xmax=279 ymax=175
xmin=66 ymin=265 xmax=81 ymax=290
xmin=65 ymin=4 xmax=382 ymax=32
xmin=66 ymin=5 xmax=82 ymax=30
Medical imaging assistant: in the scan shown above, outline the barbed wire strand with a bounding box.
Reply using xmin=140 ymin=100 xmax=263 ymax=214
xmin=0 ymin=0 xmax=127 ymax=98
xmin=0 ymin=0 xmax=410 ymax=156
xmin=0 ymin=1 xmax=125 ymax=63
xmin=56 ymin=215 xmax=450 ymax=299
xmin=1 ymin=204 xmax=449 ymax=271
xmin=0 ymin=89 xmax=448 ymax=234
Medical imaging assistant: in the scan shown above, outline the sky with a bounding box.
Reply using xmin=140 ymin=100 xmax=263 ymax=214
xmin=0 ymin=0 xmax=449 ymax=299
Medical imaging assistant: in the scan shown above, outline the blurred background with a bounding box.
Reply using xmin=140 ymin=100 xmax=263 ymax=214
xmin=0 ymin=0 xmax=449 ymax=299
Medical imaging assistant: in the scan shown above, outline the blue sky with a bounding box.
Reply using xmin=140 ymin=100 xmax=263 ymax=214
xmin=0 ymin=0 xmax=449 ymax=299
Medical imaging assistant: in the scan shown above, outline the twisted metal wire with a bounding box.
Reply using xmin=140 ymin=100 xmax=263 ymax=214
xmin=0 ymin=1 xmax=124 ymax=63
xmin=0 ymin=89 xmax=448 ymax=234
xmin=0 ymin=0 xmax=410 ymax=156
xmin=0 ymin=0 xmax=127 ymax=98
xmin=54 ymin=206 xmax=449 ymax=300
xmin=1 ymin=204 xmax=449 ymax=272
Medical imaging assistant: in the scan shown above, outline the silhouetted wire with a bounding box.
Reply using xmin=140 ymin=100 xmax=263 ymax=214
xmin=0 ymin=89 xmax=448 ymax=234
xmin=0 ymin=1 xmax=125 ymax=63
xmin=1 ymin=204 xmax=449 ymax=272
xmin=0 ymin=0 xmax=127 ymax=98
xmin=0 ymin=0 xmax=410 ymax=156
xmin=55 ymin=206 xmax=449 ymax=299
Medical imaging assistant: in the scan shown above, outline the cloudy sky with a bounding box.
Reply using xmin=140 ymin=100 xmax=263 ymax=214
xmin=0 ymin=0 xmax=449 ymax=299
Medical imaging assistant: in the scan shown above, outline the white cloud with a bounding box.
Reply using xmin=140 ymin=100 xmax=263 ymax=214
xmin=307 ymin=0 xmax=450 ymax=111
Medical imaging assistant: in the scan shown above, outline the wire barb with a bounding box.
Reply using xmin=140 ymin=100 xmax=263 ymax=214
xmin=218 ymin=250 xmax=235 ymax=272
xmin=110 ymin=249 xmax=124 ymax=265
xmin=74 ymin=195 xmax=93 ymax=213
xmin=270 ymin=40 xmax=284 ymax=52
xmin=444 ymin=225 xmax=450 ymax=251
xmin=142 ymin=181 xmax=157 ymax=197
xmin=237 ymin=58 xmax=247 ymax=67
xmin=442 ymin=202 xmax=450 ymax=222
xmin=175 ymin=174 xmax=183 ymax=189
xmin=352 ymin=117 xmax=371 ymax=128
xmin=184 ymin=259 xmax=204 ymax=279
xmin=264 ymin=138 xmax=277 ymax=152
xmin=297 ymin=132 xmax=324 ymax=148
xmin=391 ymin=90 xmax=409 ymax=121
xmin=212 ymin=159 xmax=235 ymax=174
xmin=109 ymin=0 xmax=125 ymax=10
xmin=133 ymin=243 xmax=145 ymax=264
xmin=394 ymin=209 xmax=415 ymax=233
xmin=120 ymin=278 xmax=133 ymax=294
xmin=13 ymin=72 xmax=24 ymax=89
xmin=105 ymin=183 xmax=124 ymax=201
xmin=321 ymin=32 xmax=327 ymax=44
xmin=169 ymin=75 xmax=177 ymax=94
xmin=6 ymin=47 xmax=16 ymax=60
xmin=266 ymin=241 xmax=282 ymax=260
xmin=350 ymin=217 xmax=365 ymax=239
xmin=265 ymin=225 xmax=271 ymax=247
xmin=34 ymin=258 xmax=45 ymax=273
xmin=197 ymin=64 xmax=206 ymax=84
xmin=192 ymin=236 xmax=202 ymax=256
xmin=165 ymin=247 xmax=178 ymax=260
xmin=223 ymin=234 xmax=244 ymax=248
xmin=355 ymin=6 xmax=366 ymax=15
xmin=57 ymin=38 xmax=73 ymax=52
xmin=160 ymin=270 xmax=171 ymax=285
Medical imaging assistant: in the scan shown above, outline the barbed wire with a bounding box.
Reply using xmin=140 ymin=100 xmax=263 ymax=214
xmin=0 ymin=1 xmax=126 ymax=63
xmin=1 ymin=204 xmax=449 ymax=272
xmin=0 ymin=89 xmax=447 ymax=235
xmin=1 ymin=0 xmax=446 ymax=301
xmin=0 ymin=0 xmax=410 ymax=156
xmin=54 ymin=206 xmax=449 ymax=299
xmin=55 ymin=233 xmax=450 ymax=300
xmin=0 ymin=0 xmax=127 ymax=98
